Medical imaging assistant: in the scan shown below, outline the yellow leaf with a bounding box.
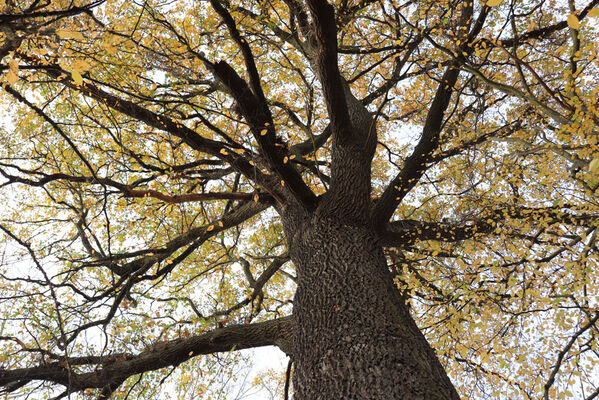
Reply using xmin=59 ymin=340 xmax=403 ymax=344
xmin=101 ymin=42 xmax=118 ymax=55
xmin=487 ymin=0 xmax=502 ymax=6
xmin=72 ymin=70 xmax=83 ymax=85
xmin=5 ymin=71 xmax=18 ymax=85
xmin=8 ymin=59 xmax=18 ymax=75
xmin=56 ymin=29 xmax=84 ymax=40
xmin=253 ymin=194 xmax=259 ymax=202
xmin=220 ymin=148 xmax=228 ymax=155
xmin=206 ymin=225 xmax=214 ymax=231
xmin=72 ymin=59 xmax=92 ymax=73
xmin=590 ymin=8 xmax=599 ymax=18
xmin=589 ymin=158 xmax=599 ymax=171
xmin=567 ymin=14 xmax=580 ymax=29
xmin=260 ymin=129 xmax=268 ymax=136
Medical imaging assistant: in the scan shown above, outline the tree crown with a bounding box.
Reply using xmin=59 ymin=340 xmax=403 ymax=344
xmin=1 ymin=0 xmax=599 ymax=398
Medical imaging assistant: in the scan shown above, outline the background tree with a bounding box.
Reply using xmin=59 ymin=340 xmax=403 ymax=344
xmin=1 ymin=0 xmax=599 ymax=398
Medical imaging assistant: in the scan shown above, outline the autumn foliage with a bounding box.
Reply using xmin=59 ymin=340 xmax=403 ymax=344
xmin=1 ymin=0 xmax=599 ymax=398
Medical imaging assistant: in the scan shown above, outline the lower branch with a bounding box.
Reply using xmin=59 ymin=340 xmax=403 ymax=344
xmin=0 ymin=317 xmax=294 ymax=394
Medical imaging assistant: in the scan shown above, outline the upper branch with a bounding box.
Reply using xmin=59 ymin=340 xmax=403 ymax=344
xmin=490 ymin=0 xmax=599 ymax=48
xmin=16 ymin=56 xmax=288 ymax=203
xmin=184 ymin=0 xmax=317 ymax=209
xmin=380 ymin=218 xmax=493 ymax=247
xmin=371 ymin=2 xmax=478 ymax=228
xmin=0 ymin=0 xmax=105 ymax=23
xmin=371 ymin=63 xmax=461 ymax=229
xmin=305 ymin=0 xmax=352 ymax=142
xmin=0 ymin=167 xmax=271 ymax=204
xmin=210 ymin=60 xmax=318 ymax=210
xmin=208 ymin=0 xmax=268 ymax=105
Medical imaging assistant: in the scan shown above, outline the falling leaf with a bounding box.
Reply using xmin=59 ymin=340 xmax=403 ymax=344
xmin=72 ymin=59 xmax=92 ymax=73
xmin=567 ymin=14 xmax=580 ymax=29
xmin=6 ymin=71 xmax=18 ymax=85
xmin=56 ymin=29 xmax=85 ymax=40
xmin=101 ymin=42 xmax=118 ymax=54
xmin=260 ymin=129 xmax=268 ymax=136
xmin=206 ymin=225 xmax=214 ymax=231
xmin=487 ymin=0 xmax=502 ymax=6
xmin=6 ymin=59 xmax=19 ymax=84
xmin=8 ymin=59 xmax=18 ymax=75
xmin=72 ymin=71 xmax=83 ymax=85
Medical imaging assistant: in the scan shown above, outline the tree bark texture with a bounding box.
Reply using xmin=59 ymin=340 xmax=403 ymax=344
xmin=283 ymin=210 xmax=461 ymax=399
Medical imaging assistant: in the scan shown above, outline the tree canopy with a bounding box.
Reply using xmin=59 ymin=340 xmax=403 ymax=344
xmin=0 ymin=0 xmax=599 ymax=398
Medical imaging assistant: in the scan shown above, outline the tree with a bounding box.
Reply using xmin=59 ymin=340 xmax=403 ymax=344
xmin=0 ymin=0 xmax=598 ymax=397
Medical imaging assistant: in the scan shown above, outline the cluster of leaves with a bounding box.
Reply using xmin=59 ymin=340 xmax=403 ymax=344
xmin=0 ymin=0 xmax=598 ymax=398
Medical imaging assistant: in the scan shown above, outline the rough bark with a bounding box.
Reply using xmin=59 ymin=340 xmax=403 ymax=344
xmin=278 ymin=2 xmax=461 ymax=395
xmin=283 ymin=209 xmax=461 ymax=399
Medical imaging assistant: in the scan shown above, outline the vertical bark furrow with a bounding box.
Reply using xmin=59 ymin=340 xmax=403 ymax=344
xmin=283 ymin=212 xmax=460 ymax=399
xmin=317 ymin=83 xmax=376 ymax=222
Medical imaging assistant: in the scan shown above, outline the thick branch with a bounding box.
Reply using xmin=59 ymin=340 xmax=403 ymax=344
xmin=0 ymin=317 xmax=294 ymax=394
xmin=380 ymin=219 xmax=493 ymax=247
xmin=120 ymin=189 xmax=265 ymax=204
xmin=490 ymin=0 xmax=599 ymax=48
xmin=208 ymin=0 xmax=268 ymax=105
xmin=18 ymin=56 xmax=285 ymax=204
xmin=371 ymin=0 xmax=481 ymax=227
xmin=211 ymin=60 xmax=317 ymax=210
xmin=98 ymin=201 xmax=271 ymax=277
xmin=380 ymin=205 xmax=599 ymax=247
xmin=305 ymin=0 xmax=352 ymax=142
xmin=0 ymin=165 xmax=268 ymax=202
xmin=371 ymin=64 xmax=460 ymax=228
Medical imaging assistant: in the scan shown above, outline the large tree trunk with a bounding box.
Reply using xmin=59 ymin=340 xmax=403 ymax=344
xmin=283 ymin=210 xmax=460 ymax=399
